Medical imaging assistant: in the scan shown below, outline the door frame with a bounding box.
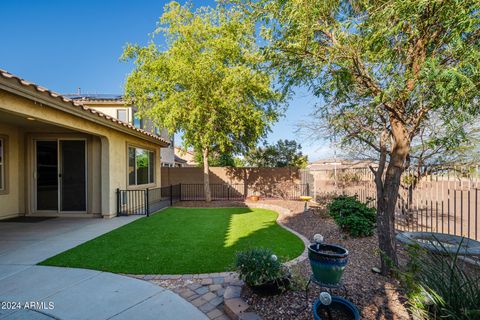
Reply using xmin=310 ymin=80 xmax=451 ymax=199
xmin=33 ymin=137 xmax=88 ymax=214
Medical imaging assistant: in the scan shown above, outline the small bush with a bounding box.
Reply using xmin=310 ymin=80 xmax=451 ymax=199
xmin=401 ymin=237 xmax=480 ymax=320
xmin=327 ymin=195 xmax=376 ymax=237
xmin=234 ymin=247 xmax=288 ymax=286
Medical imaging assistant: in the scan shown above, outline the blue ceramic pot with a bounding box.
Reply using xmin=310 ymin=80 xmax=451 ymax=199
xmin=308 ymin=243 xmax=348 ymax=285
xmin=313 ymin=296 xmax=360 ymax=320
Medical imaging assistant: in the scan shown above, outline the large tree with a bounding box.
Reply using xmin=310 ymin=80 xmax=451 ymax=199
xmin=238 ymin=0 xmax=480 ymax=273
xmin=122 ymin=2 xmax=282 ymax=201
xmin=245 ymin=139 xmax=308 ymax=167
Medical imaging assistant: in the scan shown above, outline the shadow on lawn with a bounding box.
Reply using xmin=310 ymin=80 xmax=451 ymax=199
xmin=222 ymin=208 xmax=304 ymax=263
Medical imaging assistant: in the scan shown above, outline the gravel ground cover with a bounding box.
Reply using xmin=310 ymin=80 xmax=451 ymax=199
xmin=176 ymin=200 xmax=411 ymax=320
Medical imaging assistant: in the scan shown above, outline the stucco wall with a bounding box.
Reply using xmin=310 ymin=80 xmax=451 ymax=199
xmin=0 ymin=90 xmax=163 ymax=219
xmin=161 ymin=167 xmax=300 ymax=186
xmin=0 ymin=123 xmax=25 ymax=219
xmin=84 ymin=104 xmax=175 ymax=167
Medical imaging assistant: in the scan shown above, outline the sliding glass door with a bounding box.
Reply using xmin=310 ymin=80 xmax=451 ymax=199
xmin=36 ymin=139 xmax=86 ymax=213
xmin=36 ymin=141 xmax=58 ymax=211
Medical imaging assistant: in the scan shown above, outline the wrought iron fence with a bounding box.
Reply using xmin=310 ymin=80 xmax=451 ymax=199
xmin=117 ymin=183 xmax=310 ymax=215
xmin=179 ymin=183 xmax=310 ymax=201
xmin=117 ymin=184 xmax=180 ymax=216
xmin=306 ymin=166 xmax=480 ymax=240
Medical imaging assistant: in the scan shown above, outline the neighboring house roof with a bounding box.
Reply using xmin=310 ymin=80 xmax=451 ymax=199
xmin=174 ymin=147 xmax=198 ymax=166
xmin=174 ymin=155 xmax=187 ymax=164
xmin=65 ymin=94 xmax=125 ymax=105
xmin=307 ymin=158 xmax=377 ymax=170
xmin=0 ymin=69 xmax=169 ymax=146
xmin=65 ymin=93 xmax=123 ymax=101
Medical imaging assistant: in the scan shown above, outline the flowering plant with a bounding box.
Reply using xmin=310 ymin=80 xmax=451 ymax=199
xmin=234 ymin=248 xmax=289 ymax=286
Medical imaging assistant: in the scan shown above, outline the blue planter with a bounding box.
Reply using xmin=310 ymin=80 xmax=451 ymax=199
xmin=308 ymin=243 xmax=348 ymax=285
xmin=313 ymin=296 xmax=360 ymax=320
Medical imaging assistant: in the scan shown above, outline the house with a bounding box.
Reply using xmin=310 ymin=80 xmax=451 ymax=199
xmin=65 ymin=94 xmax=181 ymax=167
xmin=307 ymin=158 xmax=377 ymax=171
xmin=0 ymin=69 xmax=169 ymax=220
xmin=174 ymin=147 xmax=198 ymax=167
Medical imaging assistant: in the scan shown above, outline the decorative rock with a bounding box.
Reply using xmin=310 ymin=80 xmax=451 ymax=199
xmin=224 ymin=286 xmax=242 ymax=299
xmin=371 ymin=267 xmax=382 ymax=274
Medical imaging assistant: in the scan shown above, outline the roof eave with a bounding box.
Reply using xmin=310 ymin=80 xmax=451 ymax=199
xmin=0 ymin=75 xmax=169 ymax=147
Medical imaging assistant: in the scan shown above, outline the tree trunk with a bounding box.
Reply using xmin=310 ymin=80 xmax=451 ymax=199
xmin=203 ymin=148 xmax=212 ymax=202
xmin=376 ymin=120 xmax=410 ymax=275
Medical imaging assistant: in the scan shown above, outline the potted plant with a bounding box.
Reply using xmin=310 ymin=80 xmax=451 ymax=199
xmin=313 ymin=292 xmax=360 ymax=320
xmin=249 ymin=194 xmax=260 ymax=201
xmin=235 ymin=248 xmax=290 ymax=295
xmin=308 ymin=234 xmax=349 ymax=285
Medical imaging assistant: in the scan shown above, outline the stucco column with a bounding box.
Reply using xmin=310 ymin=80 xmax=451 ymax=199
xmin=100 ymin=136 xmax=114 ymax=218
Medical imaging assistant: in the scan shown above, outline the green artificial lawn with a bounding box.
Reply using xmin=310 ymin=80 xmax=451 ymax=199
xmin=39 ymin=207 xmax=305 ymax=274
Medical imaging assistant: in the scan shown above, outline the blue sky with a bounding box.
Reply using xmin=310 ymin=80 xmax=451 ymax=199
xmin=0 ymin=0 xmax=332 ymax=161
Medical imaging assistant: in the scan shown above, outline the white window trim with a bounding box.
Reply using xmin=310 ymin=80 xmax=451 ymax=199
xmin=117 ymin=109 xmax=128 ymax=123
xmin=127 ymin=145 xmax=155 ymax=187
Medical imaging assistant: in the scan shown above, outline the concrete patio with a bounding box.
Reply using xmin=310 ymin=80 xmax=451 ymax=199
xmin=0 ymin=217 xmax=207 ymax=320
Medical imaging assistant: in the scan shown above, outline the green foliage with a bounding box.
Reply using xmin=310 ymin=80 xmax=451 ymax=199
xmin=327 ymin=195 xmax=376 ymax=237
xmin=122 ymin=1 xmax=282 ymax=158
xmin=401 ymin=237 xmax=480 ymax=320
xmin=237 ymin=0 xmax=480 ymax=271
xmin=193 ymin=150 xmax=243 ymax=167
xmin=235 ymin=247 xmax=289 ymax=286
xmin=245 ymin=139 xmax=308 ymax=168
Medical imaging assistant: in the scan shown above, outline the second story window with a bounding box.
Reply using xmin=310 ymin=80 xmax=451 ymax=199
xmin=133 ymin=109 xmax=144 ymax=129
xmin=117 ymin=109 xmax=127 ymax=122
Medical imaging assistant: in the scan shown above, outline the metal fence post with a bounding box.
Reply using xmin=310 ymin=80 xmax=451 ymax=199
xmin=179 ymin=183 xmax=182 ymax=201
xmin=116 ymin=188 xmax=120 ymax=216
xmin=145 ymin=188 xmax=150 ymax=217
xmin=227 ymin=185 xmax=230 ymax=200
xmin=170 ymin=185 xmax=173 ymax=206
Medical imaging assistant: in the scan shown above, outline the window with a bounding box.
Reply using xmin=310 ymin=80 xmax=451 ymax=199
xmin=128 ymin=146 xmax=155 ymax=186
xmin=117 ymin=109 xmax=127 ymax=122
xmin=0 ymin=138 xmax=4 ymax=191
xmin=133 ymin=110 xmax=144 ymax=129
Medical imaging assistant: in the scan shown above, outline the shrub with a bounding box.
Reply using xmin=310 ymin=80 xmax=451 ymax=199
xmin=234 ymin=247 xmax=289 ymax=286
xmin=401 ymin=237 xmax=480 ymax=320
xmin=327 ymin=195 xmax=376 ymax=237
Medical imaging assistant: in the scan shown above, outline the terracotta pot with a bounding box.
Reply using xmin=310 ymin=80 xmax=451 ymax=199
xmin=250 ymin=195 xmax=260 ymax=201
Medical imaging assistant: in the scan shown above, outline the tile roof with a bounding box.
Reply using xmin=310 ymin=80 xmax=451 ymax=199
xmin=64 ymin=93 xmax=124 ymax=101
xmin=0 ymin=69 xmax=169 ymax=146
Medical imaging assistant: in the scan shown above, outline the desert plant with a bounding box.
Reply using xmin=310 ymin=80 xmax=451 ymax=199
xmin=234 ymin=248 xmax=289 ymax=287
xmin=327 ymin=195 xmax=376 ymax=237
xmin=402 ymin=237 xmax=480 ymax=320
